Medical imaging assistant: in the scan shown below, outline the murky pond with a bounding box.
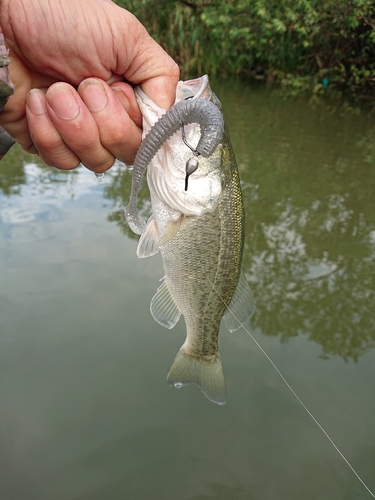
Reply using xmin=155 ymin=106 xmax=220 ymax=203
xmin=1 ymin=83 xmax=375 ymax=500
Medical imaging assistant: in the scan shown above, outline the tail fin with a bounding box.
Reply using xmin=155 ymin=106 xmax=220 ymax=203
xmin=167 ymin=347 xmax=226 ymax=405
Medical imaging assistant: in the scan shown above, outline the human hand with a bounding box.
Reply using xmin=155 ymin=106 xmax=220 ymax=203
xmin=0 ymin=0 xmax=179 ymax=171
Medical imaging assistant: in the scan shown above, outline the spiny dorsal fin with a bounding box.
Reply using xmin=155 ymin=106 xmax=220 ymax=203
xmin=223 ymin=270 xmax=256 ymax=332
xmin=150 ymin=278 xmax=181 ymax=329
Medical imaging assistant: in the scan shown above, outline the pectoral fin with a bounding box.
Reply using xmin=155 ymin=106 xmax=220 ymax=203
xmin=150 ymin=278 xmax=181 ymax=329
xmin=137 ymin=216 xmax=159 ymax=258
xmin=158 ymin=217 xmax=182 ymax=247
xmin=223 ymin=270 xmax=256 ymax=332
xmin=137 ymin=217 xmax=182 ymax=258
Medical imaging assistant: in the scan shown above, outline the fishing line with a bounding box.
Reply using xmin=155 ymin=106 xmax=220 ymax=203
xmin=202 ymin=269 xmax=375 ymax=499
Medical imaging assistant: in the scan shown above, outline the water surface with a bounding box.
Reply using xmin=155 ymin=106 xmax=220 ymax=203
xmin=1 ymin=84 xmax=375 ymax=499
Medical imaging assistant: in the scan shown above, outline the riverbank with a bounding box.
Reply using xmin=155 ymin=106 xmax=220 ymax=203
xmin=117 ymin=0 xmax=375 ymax=103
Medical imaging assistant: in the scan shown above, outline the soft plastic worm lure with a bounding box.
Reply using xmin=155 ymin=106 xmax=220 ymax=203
xmin=124 ymin=97 xmax=224 ymax=234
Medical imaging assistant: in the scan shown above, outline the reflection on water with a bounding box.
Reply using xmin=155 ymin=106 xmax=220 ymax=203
xmin=1 ymin=84 xmax=375 ymax=499
xmin=232 ymin=88 xmax=375 ymax=363
xmin=101 ymin=85 xmax=375 ymax=363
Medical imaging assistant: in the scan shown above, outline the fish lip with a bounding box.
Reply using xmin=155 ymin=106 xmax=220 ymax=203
xmin=134 ymin=74 xmax=214 ymax=137
xmin=134 ymin=86 xmax=165 ymax=122
xmin=175 ymin=74 xmax=212 ymax=101
xmin=135 ymin=74 xmax=212 ymax=111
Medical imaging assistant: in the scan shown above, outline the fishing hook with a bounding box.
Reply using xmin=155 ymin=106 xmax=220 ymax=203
xmin=181 ymin=124 xmax=200 ymax=191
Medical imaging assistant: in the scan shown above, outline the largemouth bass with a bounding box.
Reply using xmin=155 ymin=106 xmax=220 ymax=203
xmin=125 ymin=75 xmax=255 ymax=405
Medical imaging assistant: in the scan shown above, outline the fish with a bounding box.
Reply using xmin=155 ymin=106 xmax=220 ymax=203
xmin=125 ymin=75 xmax=255 ymax=405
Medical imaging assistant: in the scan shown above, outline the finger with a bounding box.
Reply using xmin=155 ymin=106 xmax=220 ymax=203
xmin=78 ymin=78 xmax=142 ymax=165
xmin=0 ymin=79 xmax=37 ymax=155
xmin=0 ymin=126 xmax=15 ymax=156
xmin=139 ymin=54 xmax=180 ymax=110
xmin=45 ymin=82 xmax=116 ymax=172
xmin=26 ymin=89 xmax=80 ymax=169
xmin=109 ymin=81 xmax=142 ymax=129
xmin=114 ymin=12 xmax=180 ymax=110
xmin=127 ymin=42 xmax=179 ymax=110
xmin=0 ymin=53 xmax=57 ymax=153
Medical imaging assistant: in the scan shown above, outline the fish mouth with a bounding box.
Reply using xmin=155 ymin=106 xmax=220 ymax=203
xmin=135 ymin=75 xmax=212 ymax=117
xmin=175 ymin=75 xmax=212 ymax=102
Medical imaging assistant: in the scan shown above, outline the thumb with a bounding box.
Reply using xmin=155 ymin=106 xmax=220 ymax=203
xmin=115 ymin=12 xmax=180 ymax=110
xmin=141 ymin=72 xmax=179 ymax=110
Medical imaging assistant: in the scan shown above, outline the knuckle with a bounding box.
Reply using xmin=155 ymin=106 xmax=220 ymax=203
xmin=43 ymin=151 xmax=81 ymax=170
xmin=101 ymin=128 xmax=124 ymax=150
xmin=24 ymin=143 xmax=39 ymax=155
xmin=83 ymin=156 xmax=115 ymax=173
xmin=169 ymin=60 xmax=180 ymax=80
xmin=31 ymin=127 xmax=61 ymax=151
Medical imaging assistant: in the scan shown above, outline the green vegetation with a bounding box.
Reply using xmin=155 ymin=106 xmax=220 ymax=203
xmin=116 ymin=0 xmax=375 ymax=99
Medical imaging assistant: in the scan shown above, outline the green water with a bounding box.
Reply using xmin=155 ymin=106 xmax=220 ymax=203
xmin=1 ymin=83 xmax=374 ymax=500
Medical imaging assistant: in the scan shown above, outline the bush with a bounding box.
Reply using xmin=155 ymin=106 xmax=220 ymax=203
xmin=116 ymin=0 xmax=375 ymax=98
